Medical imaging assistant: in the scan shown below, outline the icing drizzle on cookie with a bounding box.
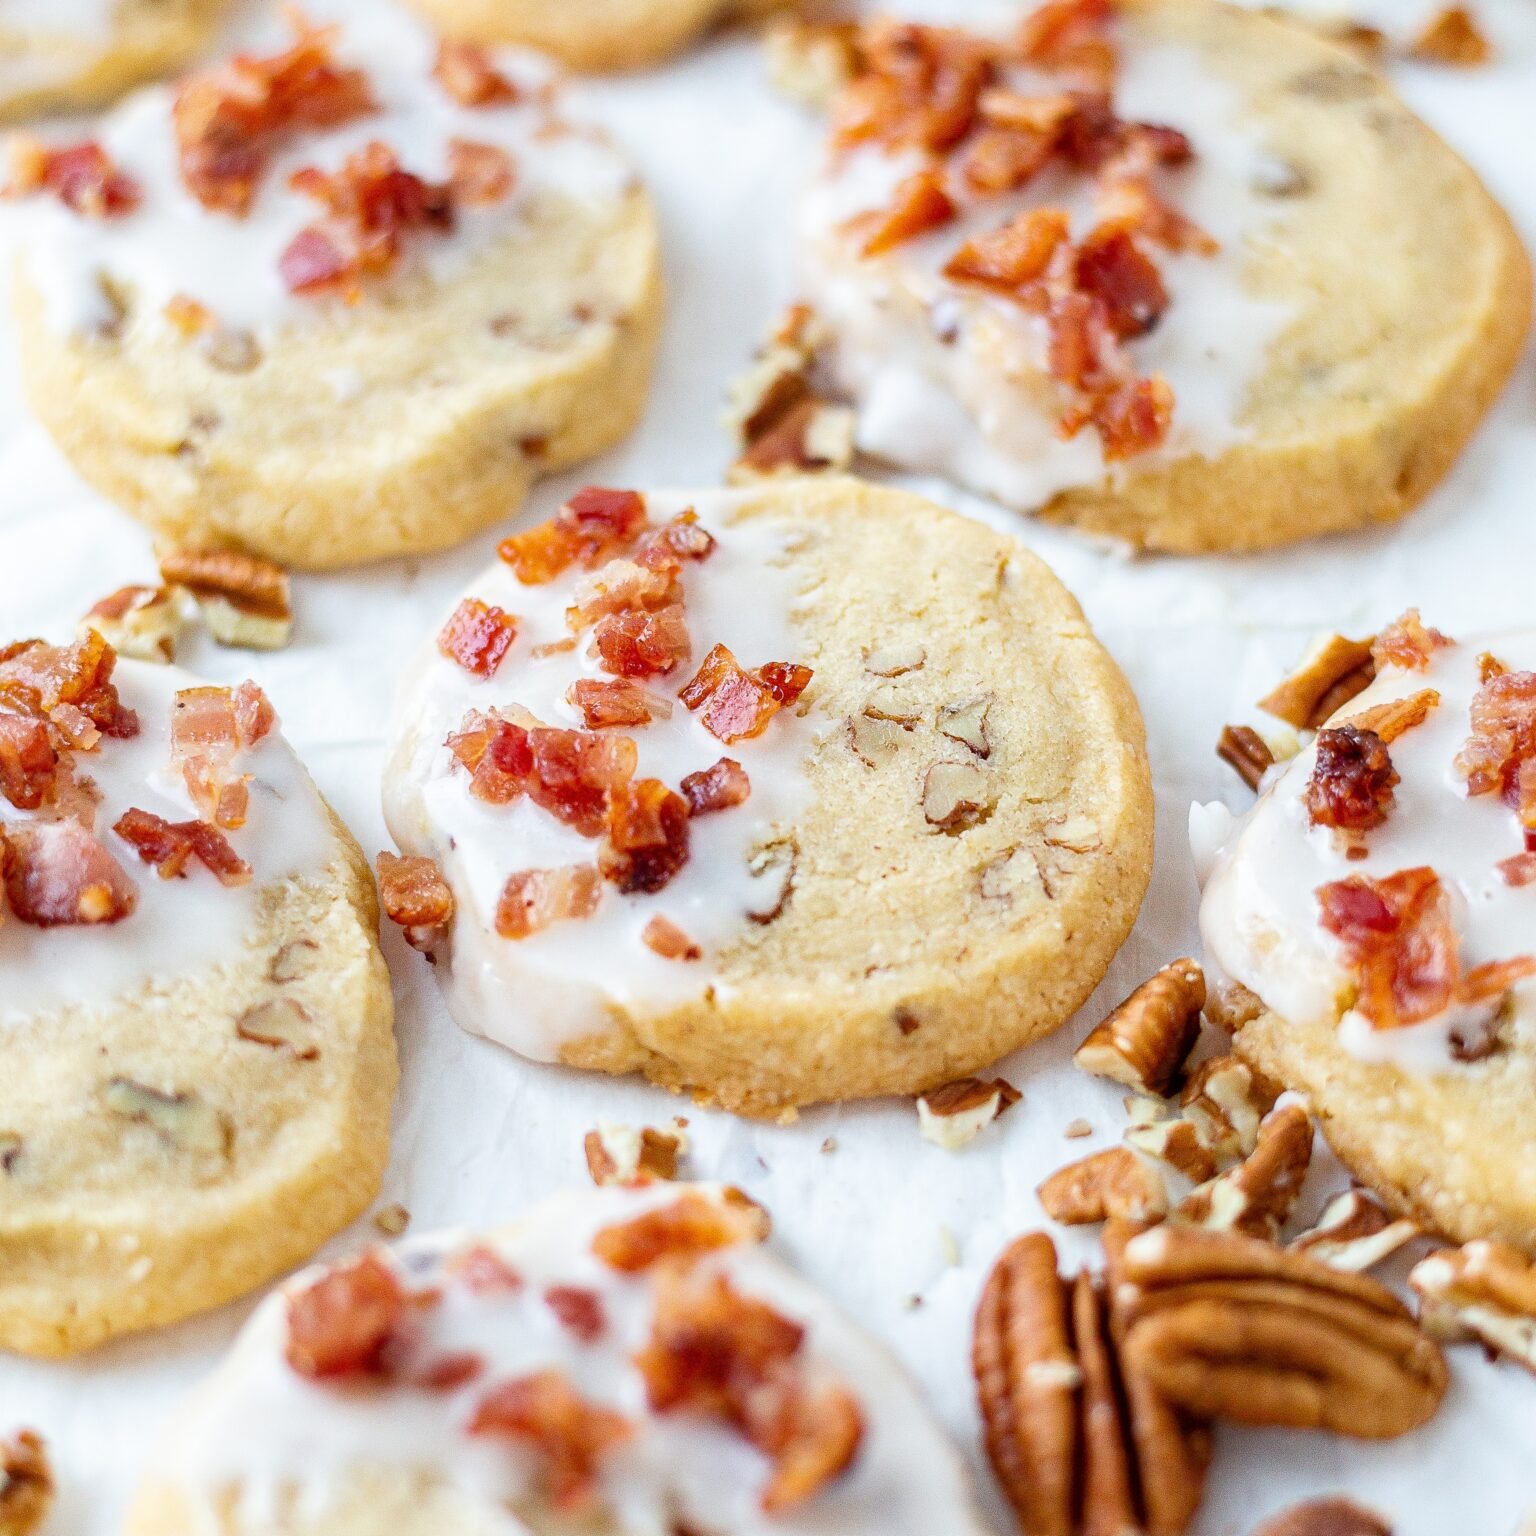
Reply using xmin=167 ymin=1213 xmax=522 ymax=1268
xmin=381 ymin=488 xmax=822 ymax=1064
xmin=1199 ymin=620 xmax=1536 ymax=1073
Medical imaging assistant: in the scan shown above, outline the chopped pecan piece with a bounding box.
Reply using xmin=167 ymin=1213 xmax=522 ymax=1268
xmin=113 ymin=807 xmax=252 ymax=887
xmin=732 ymin=396 xmax=856 ymax=481
xmin=1038 ymin=1146 xmax=1168 ymax=1225
xmin=0 ymin=1429 xmax=53 ymax=1536
xmin=157 ymin=547 xmax=293 ymax=651
xmin=680 ymin=756 xmax=750 ymax=815
xmin=2 ymin=821 xmax=137 ymax=927
xmin=679 ymin=644 xmax=811 ymax=743
xmin=1252 ymin=1499 xmax=1393 ymax=1536
xmin=1177 ymin=1054 xmax=1276 ymax=1162
xmin=584 ymin=1123 xmax=687 ymax=1187
xmin=1456 ymin=667 xmax=1536 ymax=834
xmin=1410 ymin=6 xmax=1492 ymax=65
xmin=433 ymin=41 xmax=520 ymax=106
xmin=938 ymin=695 xmax=993 ymax=757
xmin=1371 ymin=610 xmax=1450 ymax=673
xmin=81 ymin=584 xmax=182 ymax=664
xmin=592 ymin=1190 xmax=766 ymax=1272
xmin=4 ymin=137 xmax=141 ymax=217
xmin=1216 ymin=724 xmax=1274 ymax=791
xmin=600 ymin=779 xmax=690 ymax=894
xmin=437 ymin=598 xmax=517 ymax=678
xmin=495 ymin=864 xmax=602 ymax=939
xmin=917 ymin=1076 xmax=1020 ymax=1149
xmin=285 ymin=1251 xmax=409 ymax=1380
xmin=470 ymin=1371 xmax=633 ymax=1510
xmin=1289 ymin=1190 xmax=1418 ymax=1273
xmin=1258 ymin=632 xmax=1377 ymax=729
xmin=1304 ymin=725 xmax=1397 ymax=836
xmin=498 ymin=488 xmax=649 ymax=584
xmin=104 ymin=1077 xmax=228 ymax=1157
xmin=236 ymin=998 xmax=318 ymax=1059
xmin=1173 ymin=1102 xmax=1312 ymax=1240
xmin=1410 ymin=1240 xmax=1536 ymax=1372
xmin=376 ymin=851 xmax=454 ymax=950
xmin=1074 ymin=959 xmax=1204 ymax=1096
xmin=921 ymin=759 xmax=992 ymax=829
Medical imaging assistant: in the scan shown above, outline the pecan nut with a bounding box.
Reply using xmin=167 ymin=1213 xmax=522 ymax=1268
xmin=1038 ymin=1146 xmax=1168 ymax=1226
xmin=1174 ymin=1102 xmax=1312 ymax=1240
xmin=157 ymin=545 xmax=293 ymax=651
xmin=0 ymin=1429 xmax=52 ymax=1536
xmin=1251 ymin=1498 xmax=1392 ymax=1536
xmin=1074 ymin=960 xmax=1205 ymax=1095
xmin=918 ymin=1076 xmax=1020 ymax=1150
xmin=1290 ymin=1190 xmax=1418 ymax=1273
xmin=1257 ymin=633 xmax=1376 ymax=730
xmin=1216 ymin=724 xmax=1274 ymax=791
xmin=1410 ymin=1239 xmax=1536 ymax=1371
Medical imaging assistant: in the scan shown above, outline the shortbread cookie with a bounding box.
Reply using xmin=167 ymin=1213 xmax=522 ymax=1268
xmin=793 ymin=0 xmax=1530 ymax=553
xmin=409 ymin=0 xmax=796 ymax=73
xmin=1199 ymin=615 xmax=1536 ymax=1248
xmin=8 ymin=12 xmax=662 ymax=570
xmin=381 ymin=476 xmax=1153 ymax=1115
xmin=0 ymin=633 xmax=396 ymax=1355
xmin=0 ymin=0 xmax=225 ymax=122
xmin=127 ymin=1182 xmax=991 ymax=1535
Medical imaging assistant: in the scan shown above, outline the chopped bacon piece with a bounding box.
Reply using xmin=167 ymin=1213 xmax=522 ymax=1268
xmin=499 ymin=487 xmax=650 ymax=585
xmin=959 ymin=125 xmax=1060 ymax=195
xmin=469 ymin=1371 xmax=632 ymax=1511
xmin=641 ymin=914 xmax=702 ymax=961
xmin=1 ymin=820 xmax=137 ymax=927
xmin=0 ymin=634 xmax=137 ymax=745
xmin=169 ymin=683 xmax=272 ymax=829
xmin=0 ymin=714 xmax=59 ymax=811
xmin=448 ymin=1244 xmax=524 ymax=1293
xmin=855 ymin=169 xmax=958 ymax=258
xmin=567 ymin=560 xmax=676 ymax=631
xmin=567 ymin=679 xmax=659 ymax=729
xmin=943 ymin=207 xmax=1071 ymax=292
xmin=1304 ymin=726 xmax=1398 ymax=835
xmin=593 ymin=1191 xmax=765 ymax=1272
xmin=1372 ymin=611 xmax=1452 ymax=672
xmin=447 ymin=139 xmax=517 ymax=206
xmin=592 ymin=604 xmax=692 ymax=680
xmin=377 ymin=851 xmax=454 ymax=950
xmin=447 ymin=711 xmax=638 ymax=834
xmin=1093 ymin=374 xmax=1174 ymax=460
xmin=495 ymin=864 xmax=602 ymax=938
xmin=1318 ymin=866 xmax=1536 ymax=1031
xmin=545 ymin=1285 xmax=606 ymax=1342
xmin=600 ymin=779 xmax=690 ymax=894
xmin=680 ymin=757 xmax=750 ymax=816
xmin=1411 ymin=6 xmax=1492 ymax=65
xmin=174 ymin=18 xmax=376 ymax=214
xmin=633 ymin=512 xmax=716 ymax=573
xmin=1456 ymin=669 xmax=1536 ymax=832
xmin=437 ymin=598 xmax=518 ymax=678
xmin=4 ymin=138 xmax=141 ymax=218
xmin=1073 ymin=225 xmax=1167 ymax=339
xmin=113 ymin=808 xmax=252 ymax=886
xmin=282 ymin=142 xmax=455 ymax=296
xmin=1499 ymin=853 xmax=1536 ymax=888
xmin=285 ymin=1252 xmax=409 ymax=1380
xmin=1016 ymin=0 xmax=1115 ymax=83
xmin=413 ymin=1352 xmax=486 ymax=1392
xmin=433 ymin=42 xmax=520 ymax=106
xmin=679 ymin=644 xmax=812 ymax=744
xmin=1340 ymin=688 xmax=1440 ymax=746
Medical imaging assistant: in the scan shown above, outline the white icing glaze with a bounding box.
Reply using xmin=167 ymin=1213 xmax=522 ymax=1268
xmin=382 ymin=489 xmax=824 ymax=1064
xmin=796 ymin=29 xmax=1296 ymax=512
xmin=1199 ymin=631 xmax=1536 ymax=1073
xmin=0 ymin=657 xmax=337 ymax=1021
xmin=146 ymin=1183 xmax=989 ymax=1535
xmin=9 ymin=7 xmax=635 ymax=338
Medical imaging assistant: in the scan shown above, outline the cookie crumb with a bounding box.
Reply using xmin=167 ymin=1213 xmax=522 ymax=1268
xmin=373 ymin=1203 xmax=410 ymax=1237
xmin=1064 ymin=1117 xmax=1093 ymax=1139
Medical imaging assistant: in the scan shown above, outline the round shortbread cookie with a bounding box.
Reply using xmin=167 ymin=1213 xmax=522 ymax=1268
xmin=381 ymin=476 xmax=1153 ymax=1116
xmin=126 ymin=1182 xmax=992 ymax=1535
xmin=1198 ymin=619 xmax=1536 ymax=1248
xmin=795 ymin=0 xmax=1531 ymax=554
xmin=0 ymin=0 xmax=225 ymax=122
xmin=407 ymin=0 xmax=797 ymax=73
xmin=9 ymin=12 xmax=662 ymax=570
xmin=0 ymin=638 xmax=396 ymax=1356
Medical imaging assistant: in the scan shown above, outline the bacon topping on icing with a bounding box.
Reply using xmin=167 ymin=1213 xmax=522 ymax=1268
xmin=592 ymin=604 xmax=692 ymax=680
xmin=447 ymin=139 xmax=517 ymax=207
xmin=433 ymin=42 xmax=521 ymax=107
xmin=437 ymin=598 xmax=518 ymax=679
xmin=567 ymin=678 xmax=665 ymax=729
xmin=377 ymin=851 xmax=455 ymax=949
xmin=0 ymin=634 xmax=138 ymax=749
xmin=1317 ymin=866 xmax=1536 ymax=1032
xmin=4 ymin=139 xmax=141 ymax=218
xmin=169 ymin=682 xmax=274 ymax=830
xmin=1304 ymin=726 xmax=1398 ymax=838
xmin=593 ymin=1191 xmax=763 ymax=1273
xmin=599 ymin=780 xmax=691 ymax=895
xmin=641 ymin=914 xmax=702 ymax=961
xmin=680 ymin=757 xmax=751 ymax=816
xmin=679 ymin=645 xmax=812 ymax=744
xmin=469 ymin=1371 xmax=633 ymax=1511
xmin=1456 ymin=667 xmax=1536 ymax=836
xmin=495 ymin=864 xmax=602 ymax=939
xmin=0 ymin=715 xmax=59 ymax=812
xmin=174 ymin=17 xmax=376 ymax=215
xmin=856 ymin=169 xmax=957 ymax=257
xmin=1372 ymin=610 xmax=1452 ymax=673
xmin=499 ymin=488 xmax=649 ymax=585
xmin=285 ymin=1251 xmax=409 ymax=1380
xmin=448 ymin=1244 xmax=525 ymax=1294
xmin=544 ymin=1285 xmax=606 ymax=1342
xmin=1 ymin=820 xmax=137 ymax=927
xmin=113 ymin=808 xmax=252 ymax=886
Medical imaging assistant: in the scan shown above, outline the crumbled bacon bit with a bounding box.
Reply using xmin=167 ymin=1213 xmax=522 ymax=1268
xmin=377 ymin=851 xmax=455 ymax=950
xmin=433 ymin=41 xmax=521 ymax=106
xmin=498 ymin=488 xmax=649 ymax=585
xmin=282 ymin=142 xmax=455 ymax=297
xmin=437 ymin=598 xmax=518 ymax=678
xmin=592 ymin=605 xmax=692 ymax=680
xmin=1341 ymin=688 xmax=1440 ymax=745
xmin=679 ymin=644 xmax=813 ymax=744
xmin=642 ymin=914 xmax=702 ymax=961
xmin=448 ymin=1244 xmax=524 ymax=1293
xmin=1304 ymin=726 xmax=1398 ymax=835
xmin=1372 ymin=610 xmax=1452 ymax=672
xmin=567 ymin=678 xmax=664 ymax=729
xmin=1318 ymin=866 xmax=1536 ymax=1030
xmin=1016 ymin=0 xmax=1115 ymax=82
xmin=0 ymin=714 xmax=59 ymax=811
xmin=1 ymin=820 xmax=137 ymax=927
xmin=567 ymin=560 xmax=675 ymax=631
xmin=634 ymin=512 xmax=717 ymax=572
xmin=469 ymin=1371 xmax=632 ymax=1511
xmin=681 ymin=757 xmax=750 ymax=815
xmin=1083 ymin=373 xmax=1173 ymax=460
xmin=1456 ymin=669 xmax=1536 ymax=833
xmin=545 ymin=1285 xmax=606 ymax=1342
xmin=169 ymin=682 xmax=273 ymax=830
xmin=854 ymin=168 xmax=957 ymax=257
xmin=495 ymin=864 xmax=602 ymax=938
xmin=942 ymin=206 xmax=1070 ymax=290
xmin=592 ymin=1191 xmax=762 ymax=1272
xmin=0 ymin=633 xmax=138 ymax=747
xmin=173 ymin=17 xmax=376 ymax=215
xmin=4 ymin=138 xmax=141 ymax=218
xmin=1499 ymin=853 xmax=1536 ymax=888
xmin=447 ymin=139 xmax=517 ymax=206
xmin=285 ymin=1251 xmax=409 ymax=1380
xmin=1410 ymin=6 xmax=1492 ymax=65
xmin=413 ymin=1352 xmax=486 ymax=1392
xmin=1073 ymin=225 xmax=1167 ymax=339
xmin=600 ymin=779 xmax=691 ymax=894
xmin=113 ymin=807 xmax=252 ymax=886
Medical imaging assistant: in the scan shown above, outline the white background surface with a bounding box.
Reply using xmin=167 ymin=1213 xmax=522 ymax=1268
xmin=2 ymin=1 xmax=1535 ymax=1531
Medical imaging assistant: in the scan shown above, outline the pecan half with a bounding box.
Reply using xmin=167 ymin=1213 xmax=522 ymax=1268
xmin=157 ymin=546 xmax=293 ymax=651
xmin=1038 ymin=1147 xmax=1168 ymax=1226
xmin=1252 ymin=1499 xmax=1392 ymax=1536
xmin=1074 ymin=960 xmax=1205 ymax=1096
xmin=1216 ymin=724 xmax=1274 ymax=791
xmin=1258 ymin=633 xmax=1376 ymax=729
xmin=1410 ymin=1240 xmax=1536 ymax=1372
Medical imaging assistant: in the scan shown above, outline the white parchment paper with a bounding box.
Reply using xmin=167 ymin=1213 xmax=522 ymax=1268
xmin=1 ymin=1 xmax=1534 ymax=1530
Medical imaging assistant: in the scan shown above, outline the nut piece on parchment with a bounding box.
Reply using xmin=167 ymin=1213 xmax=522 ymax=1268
xmin=1173 ymin=1102 xmax=1313 ymax=1240
xmin=763 ymin=17 xmax=863 ymax=109
xmin=80 ymin=584 xmax=184 ymax=664
xmin=584 ymin=1122 xmax=690 ymax=1187
xmin=1039 ymin=1146 xmax=1168 ymax=1226
xmin=1074 ymin=960 xmax=1206 ymax=1097
xmin=1216 ymin=724 xmax=1275 ymax=791
xmin=1410 ymin=6 xmax=1493 ymax=66
xmin=0 ymin=1429 xmax=53 ymax=1536
xmin=917 ymin=1076 xmax=1020 ymax=1151
xmin=1129 ymin=1056 xmax=1279 ymax=1184
xmin=1257 ymin=632 xmax=1376 ymax=730
xmin=157 ymin=546 xmax=294 ymax=651
xmin=1114 ymin=1224 xmax=1448 ymax=1438
xmin=1290 ymin=1190 xmax=1419 ymax=1274
xmin=1250 ymin=1498 xmax=1393 ymax=1536
xmin=1410 ymin=1240 xmax=1536 ymax=1371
